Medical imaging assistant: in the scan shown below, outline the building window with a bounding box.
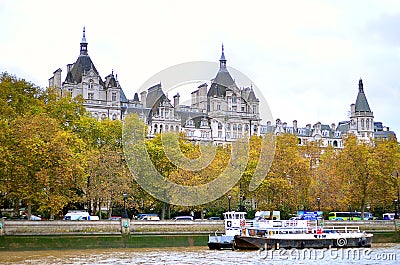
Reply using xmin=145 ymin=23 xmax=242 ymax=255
xmin=112 ymin=92 xmax=117 ymax=101
xmin=361 ymin=119 xmax=365 ymax=129
xmin=88 ymin=93 xmax=94 ymax=100
xmin=218 ymin=122 xmax=222 ymax=129
xmin=366 ymin=119 xmax=369 ymax=130
xmin=89 ymin=79 xmax=94 ymax=89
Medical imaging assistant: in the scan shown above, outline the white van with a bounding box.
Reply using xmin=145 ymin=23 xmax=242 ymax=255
xmin=63 ymin=210 xmax=98 ymax=220
xmin=383 ymin=213 xmax=395 ymax=220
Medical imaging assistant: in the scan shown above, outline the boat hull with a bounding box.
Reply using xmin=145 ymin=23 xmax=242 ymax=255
xmin=207 ymin=241 xmax=233 ymax=250
xmin=207 ymin=235 xmax=234 ymax=250
xmin=234 ymin=235 xmax=373 ymax=250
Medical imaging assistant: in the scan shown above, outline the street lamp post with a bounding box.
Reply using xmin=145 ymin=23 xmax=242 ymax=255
xmin=317 ymin=197 xmax=321 ymax=211
xmin=394 ymin=199 xmax=398 ymax=219
xmin=228 ymin=195 xmax=232 ymax=212
xmin=122 ymin=193 xmax=128 ymax=218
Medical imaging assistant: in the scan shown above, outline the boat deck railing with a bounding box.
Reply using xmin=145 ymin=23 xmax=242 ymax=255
xmin=244 ymin=220 xmax=362 ymax=235
xmin=322 ymin=225 xmax=361 ymax=233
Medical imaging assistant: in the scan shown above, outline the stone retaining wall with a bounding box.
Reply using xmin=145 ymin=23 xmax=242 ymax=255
xmin=324 ymin=220 xmax=399 ymax=232
xmin=1 ymin=219 xmax=224 ymax=236
xmin=1 ymin=219 xmax=398 ymax=236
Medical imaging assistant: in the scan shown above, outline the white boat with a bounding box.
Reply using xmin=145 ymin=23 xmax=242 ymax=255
xmin=234 ymin=219 xmax=373 ymax=250
xmin=207 ymin=211 xmax=246 ymax=250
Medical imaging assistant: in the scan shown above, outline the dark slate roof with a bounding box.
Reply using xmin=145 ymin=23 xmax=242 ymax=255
xmin=208 ymin=68 xmax=235 ymax=98
xmin=337 ymin=121 xmax=350 ymax=133
xmin=120 ymin=89 xmax=129 ymax=103
xmin=105 ymin=74 xmax=118 ymax=88
xmin=241 ymin=87 xmax=258 ymax=102
xmin=133 ymin=93 xmax=139 ymax=102
xmin=176 ymin=110 xmax=207 ymax=128
xmin=125 ymin=107 xmax=152 ymax=124
xmin=374 ymin=130 xmax=397 ymax=139
xmin=176 ymin=110 xmax=207 ymax=127
xmin=355 ymin=79 xmax=371 ymax=112
xmin=145 ymin=83 xmax=169 ymax=110
xmin=65 ymin=55 xmax=104 ymax=86
xmin=207 ymin=47 xmax=235 ymax=98
xmin=321 ymin=124 xmax=331 ymax=131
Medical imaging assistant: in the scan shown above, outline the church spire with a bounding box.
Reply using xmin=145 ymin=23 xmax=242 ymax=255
xmin=358 ymin=78 xmax=364 ymax=93
xmin=80 ymin=27 xmax=88 ymax=56
xmin=355 ymin=78 xmax=371 ymax=112
xmin=219 ymin=43 xmax=226 ymax=69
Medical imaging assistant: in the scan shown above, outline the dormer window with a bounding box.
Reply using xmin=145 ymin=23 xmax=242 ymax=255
xmin=89 ymin=79 xmax=94 ymax=89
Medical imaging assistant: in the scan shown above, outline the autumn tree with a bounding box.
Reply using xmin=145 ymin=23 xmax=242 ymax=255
xmin=7 ymin=114 xmax=86 ymax=219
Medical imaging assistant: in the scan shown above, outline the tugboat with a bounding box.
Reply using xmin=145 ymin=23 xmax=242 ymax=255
xmin=233 ymin=219 xmax=373 ymax=250
xmin=207 ymin=211 xmax=246 ymax=250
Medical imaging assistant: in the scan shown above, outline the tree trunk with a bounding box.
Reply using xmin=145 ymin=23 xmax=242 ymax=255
xmin=27 ymin=204 xmax=32 ymax=221
xmin=161 ymin=202 xmax=166 ymax=220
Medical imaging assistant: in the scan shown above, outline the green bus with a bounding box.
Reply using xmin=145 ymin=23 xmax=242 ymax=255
xmin=328 ymin=212 xmax=362 ymax=220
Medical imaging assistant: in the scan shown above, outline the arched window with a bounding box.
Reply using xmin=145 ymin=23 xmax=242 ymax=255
xmin=333 ymin=140 xmax=338 ymax=147
xmin=361 ymin=119 xmax=365 ymax=129
xmin=88 ymin=79 xmax=94 ymax=89
xmin=218 ymin=122 xmax=222 ymax=129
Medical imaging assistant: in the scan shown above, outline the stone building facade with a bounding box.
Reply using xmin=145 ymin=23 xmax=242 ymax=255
xmin=49 ymin=28 xmax=396 ymax=146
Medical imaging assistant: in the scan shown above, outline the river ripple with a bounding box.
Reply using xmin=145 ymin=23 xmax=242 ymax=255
xmin=0 ymin=243 xmax=399 ymax=265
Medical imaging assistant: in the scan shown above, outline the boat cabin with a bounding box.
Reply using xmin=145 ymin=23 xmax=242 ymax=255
xmin=224 ymin=211 xmax=246 ymax=236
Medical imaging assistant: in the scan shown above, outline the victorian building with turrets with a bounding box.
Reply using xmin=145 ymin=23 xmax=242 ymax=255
xmin=49 ymin=28 xmax=396 ymax=146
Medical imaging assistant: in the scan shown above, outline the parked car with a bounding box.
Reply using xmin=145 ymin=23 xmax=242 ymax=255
xmin=30 ymin=214 xmax=42 ymax=221
xmin=108 ymin=216 xmax=121 ymax=221
xmin=208 ymin=217 xmax=221 ymax=221
xmin=63 ymin=210 xmax=91 ymax=220
xmin=172 ymin=216 xmax=194 ymax=221
xmin=137 ymin=213 xmax=160 ymax=221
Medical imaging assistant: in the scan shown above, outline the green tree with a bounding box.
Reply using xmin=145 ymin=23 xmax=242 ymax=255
xmin=7 ymin=114 xmax=86 ymax=219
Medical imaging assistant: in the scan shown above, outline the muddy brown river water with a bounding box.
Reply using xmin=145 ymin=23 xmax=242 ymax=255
xmin=0 ymin=244 xmax=399 ymax=264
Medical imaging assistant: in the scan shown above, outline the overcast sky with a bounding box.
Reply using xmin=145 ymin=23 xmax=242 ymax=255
xmin=0 ymin=0 xmax=399 ymax=134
